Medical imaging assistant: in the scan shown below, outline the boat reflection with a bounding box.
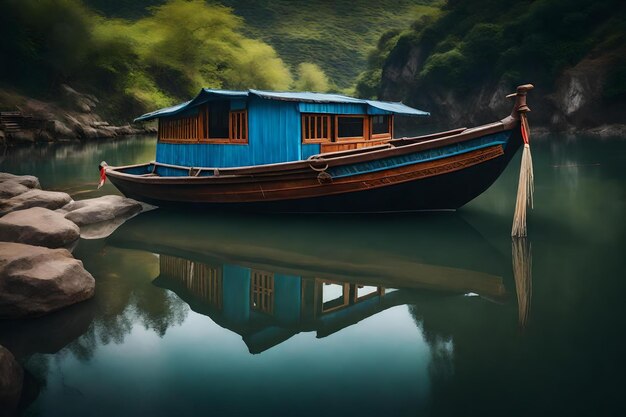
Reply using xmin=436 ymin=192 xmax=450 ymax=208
xmin=155 ymin=253 xmax=429 ymax=353
xmin=107 ymin=210 xmax=532 ymax=353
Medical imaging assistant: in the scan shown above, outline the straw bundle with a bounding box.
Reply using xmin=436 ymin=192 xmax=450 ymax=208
xmin=511 ymin=115 xmax=534 ymax=237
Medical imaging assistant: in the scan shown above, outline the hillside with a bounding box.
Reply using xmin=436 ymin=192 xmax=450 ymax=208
xmin=84 ymin=0 xmax=441 ymax=89
xmin=0 ymin=0 xmax=296 ymax=123
xmin=221 ymin=0 xmax=440 ymax=89
xmin=357 ymin=0 xmax=626 ymax=129
xmin=2 ymin=0 xmax=623 ymax=132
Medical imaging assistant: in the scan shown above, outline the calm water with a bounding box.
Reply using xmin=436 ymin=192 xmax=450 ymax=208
xmin=1 ymin=133 xmax=625 ymax=416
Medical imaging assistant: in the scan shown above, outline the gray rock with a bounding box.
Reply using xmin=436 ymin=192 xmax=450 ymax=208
xmin=95 ymin=126 xmax=117 ymax=138
xmin=61 ymin=195 xmax=143 ymax=227
xmin=35 ymin=130 xmax=54 ymax=142
xmin=46 ymin=120 xmax=76 ymax=139
xmin=0 ymin=345 xmax=23 ymax=414
xmin=79 ymin=215 xmax=133 ymax=240
xmin=0 ymin=181 xmax=29 ymax=200
xmin=143 ymin=124 xmax=158 ymax=134
xmin=111 ymin=125 xmax=137 ymax=136
xmin=585 ymin=124 xmax=626 ymax=137
xmin=61 ymin=84 xmax=97 ymax=113
xmin=0 ymin=189 xmax=72 ymax=216
xmin=0 ymin=173 xmax=40 ymax=189
xmin=80 ymin=126 xmax=100 ymax=139
xmin=0 ymin=207 xmax=80 ymax=248
xmin=9 ymin=131 xmax=35 ymax=143
xmin=0 ymin=242 xmax=95 ymax=319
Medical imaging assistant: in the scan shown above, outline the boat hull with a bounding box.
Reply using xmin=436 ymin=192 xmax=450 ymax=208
xmin=107 ymin=119 xmax=523 ymax=212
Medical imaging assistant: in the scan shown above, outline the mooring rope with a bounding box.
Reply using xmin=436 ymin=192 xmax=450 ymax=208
xmin=308 ymin=157 xmax=332 ymax=184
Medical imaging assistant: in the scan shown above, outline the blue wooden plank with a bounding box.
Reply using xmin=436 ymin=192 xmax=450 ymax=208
xmin=301 ymin=143 xmax=321 ymax=160
xmin=329 ymin=131 xmax=511 ymax=178
xmin=155 ymin=96 xmax=302 ymax=168
xmin=298 ymin=102 xmax=367 ymax=115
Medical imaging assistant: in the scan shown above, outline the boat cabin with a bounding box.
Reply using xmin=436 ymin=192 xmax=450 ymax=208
xmin=135 ymin=89 xmax=429 ymax=168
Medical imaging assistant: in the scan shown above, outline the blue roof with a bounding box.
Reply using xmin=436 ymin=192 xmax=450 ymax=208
xmin=135 ymin=89 xmax=429 ymax=122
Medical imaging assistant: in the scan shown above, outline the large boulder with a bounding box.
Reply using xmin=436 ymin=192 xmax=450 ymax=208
xmin=0 ymin=173 xmax=40 ymax=189
xmin=0 ymin=207 xmax=80 ymax=248
xmin=0 ymin=181 xmax=29 ymax=200
xmin=61 ymin=195 xmax=144 ymax=227
xmin=0 ymin=345 xmax=23 ymax=414
xmin=0 ymin=242 xmax=95 ymax=319
xmin=60 ymin=195 xmax=148 ymax=239
xmin=0 ymin=189 xmax=72 ymax=216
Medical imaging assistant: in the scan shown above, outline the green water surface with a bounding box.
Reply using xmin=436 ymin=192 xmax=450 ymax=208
xmin=1 ymin=133 xmax=625 ymax=417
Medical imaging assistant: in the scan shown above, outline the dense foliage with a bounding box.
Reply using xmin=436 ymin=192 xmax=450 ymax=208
xmin=0 ymin=0 xmax=334 ymax=119
xmin=2 ymin=0 xmax=622 ymax=124
xmin=357 ymin=0 xmax=626 ymax=101
xmin=83 ymin=0 xmax=441 ymax=90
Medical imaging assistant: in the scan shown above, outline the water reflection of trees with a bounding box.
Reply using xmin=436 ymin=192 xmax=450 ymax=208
xmin=56 ymin=240 xmax=189 ymax=361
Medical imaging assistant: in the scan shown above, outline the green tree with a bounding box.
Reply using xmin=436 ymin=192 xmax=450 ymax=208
xmin=293 ymin=63 xmax=330 ymax=92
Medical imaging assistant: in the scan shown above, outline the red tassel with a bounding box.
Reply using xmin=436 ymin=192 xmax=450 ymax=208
xmin=98 ymin=165 xmax=107 ymax=189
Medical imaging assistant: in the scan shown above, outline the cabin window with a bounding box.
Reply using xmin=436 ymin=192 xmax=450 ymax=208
xmin=302 ymin=114 xmax=331 ymax=143
xmin=371 ymin=115 xmax=392 ymax=138
xmin=336 ymin=116 xmax=366 ymax=140
xmin=230 ymin=110 xmax=248 ymax=142
xmin=158 ymin=115 xmax=199 ymax=142
xmin=199 ymin=103 xmax=247 ymax=143
xmin=208 ymin=101 xmax=230 ymax=139
xmin=251 ymin=270 xmax=274 ymax=315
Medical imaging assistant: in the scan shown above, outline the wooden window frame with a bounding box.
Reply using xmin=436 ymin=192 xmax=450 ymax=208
xmin=302 ymin=114 xmax=331 ymax=143
xmin=250 ymin=270 xmax=274 ymax=315
xmin=159 ymin=255 xmax=223 ymax=310
xmin=158 ymin=106 xmax=248 ymax=145
xmin=228 ymin=110 xmax=248 ymax=144
xmin=158 ymin=115 xmax=200 ymax=144
xmin=319 ymin=280 xmax=350 ymax=314
xmin=334 ymin=115 xmax=369 ymax=142
xmin=199 ymin=107 xmax=249 ymax=145
xmin=370 ymin=115 xmax=393 ymax=140
xmin=352 ymin=285 xmax=385 ymax=303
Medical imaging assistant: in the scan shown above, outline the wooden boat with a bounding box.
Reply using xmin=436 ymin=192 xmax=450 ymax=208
xmin=104 ymin=84 xmax=534 ymax=212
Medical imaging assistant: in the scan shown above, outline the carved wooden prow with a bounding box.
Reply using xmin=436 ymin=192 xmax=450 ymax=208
xmin=507 ymin=84 xmax=534 ymax=119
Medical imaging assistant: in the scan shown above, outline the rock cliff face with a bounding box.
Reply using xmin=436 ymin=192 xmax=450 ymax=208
xmin=0 ymin=85 xmax=156 ymax=146
xmin=379 ymin=51 xmax=625 ymax=133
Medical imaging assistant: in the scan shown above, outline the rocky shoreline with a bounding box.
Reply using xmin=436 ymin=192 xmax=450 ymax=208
xmin=0 ymin=172 xmax=152 ymax=318
xmin=0 ymin=171 xmax=153 ymax=414
xmin=0 ymin=85 xmax=155 ymax=147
